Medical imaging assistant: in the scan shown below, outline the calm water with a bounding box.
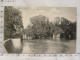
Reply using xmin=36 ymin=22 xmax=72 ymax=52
xmin=22 ymin=39 xmax=76 ymax=54
xmin=4 ymin=39 xmax=76 ymax=54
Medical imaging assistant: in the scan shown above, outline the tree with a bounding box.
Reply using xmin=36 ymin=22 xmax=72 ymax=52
xmin=25 ymin=15 xmax=64 ymax=39
xmin=4 ymin=6 xmax=23 ymax=40
xmin=28 ymin=15 xmax=50 ymax=39
xmin=60 ymin=17 xmax=76 ymax=39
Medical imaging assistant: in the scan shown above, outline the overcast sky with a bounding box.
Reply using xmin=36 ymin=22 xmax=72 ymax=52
xmin=15 ymin=7 xmax=77 ymax=28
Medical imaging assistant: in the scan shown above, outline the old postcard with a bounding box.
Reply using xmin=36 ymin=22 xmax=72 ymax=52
xmin=4 ymin=6 xmax=77 ymax=54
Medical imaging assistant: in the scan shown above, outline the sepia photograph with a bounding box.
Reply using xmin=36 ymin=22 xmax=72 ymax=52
xmin=4 ymin=6 xmax=77 ymax=54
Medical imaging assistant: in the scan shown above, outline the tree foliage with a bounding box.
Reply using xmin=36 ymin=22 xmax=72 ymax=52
xmin=25 ymin=15 xmax=64 ymax=39
xmin=4 ymin=7 xmax=76 ymax=40
xmin=24 ymin=15 xmax=76 ymax=40
xmin=60 ymin=17 xmax=76 ymax=39
xmin=26 ymin=15 xmax=50 ymax=39
xmin=4 ymin=6 xmax=23 ymax=40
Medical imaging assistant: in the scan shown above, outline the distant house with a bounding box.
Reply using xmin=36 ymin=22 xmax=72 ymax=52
xmin=23 ymin=34 xmax=32 ymax=40
xmin=53 ymin=34 xmax=60 ymax=40
xmin=22 ymin=29 xmax=33 ymax=40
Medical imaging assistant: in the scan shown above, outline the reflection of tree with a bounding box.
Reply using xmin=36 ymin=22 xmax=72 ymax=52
xmin=4 ymin=6 xmax=23 ymax=40
xmin=29 ymin=40 xmax=48 ymax=53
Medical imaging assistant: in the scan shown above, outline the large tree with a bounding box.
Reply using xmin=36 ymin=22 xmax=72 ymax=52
xmin=60 ymin=17 xmax=76 ymax=39
xmin=4 ymin=6 xmax=23 ymax=40
xmin=25 ymin=15 xmax=64 ymax=39
xmin=28 ymin=15 xmax=50 ymax=39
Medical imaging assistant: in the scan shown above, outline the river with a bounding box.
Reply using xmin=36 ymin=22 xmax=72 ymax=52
xmin=22 ymin=39 xmax=76 ymax=54
xmin=4 ymin=39 xmax=76 ymax=54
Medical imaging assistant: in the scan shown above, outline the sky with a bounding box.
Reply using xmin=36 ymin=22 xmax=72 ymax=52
xmin=14 ymin=7 xmax=77 ymax=28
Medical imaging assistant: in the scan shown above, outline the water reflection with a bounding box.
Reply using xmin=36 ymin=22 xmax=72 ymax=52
xmin=4 ymin=39 xmax=76 ymax=54
xmin=4 ymin=40 xmax=23 ymax=53
xmin=22 ymin=39 xmax=76 ymax=54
